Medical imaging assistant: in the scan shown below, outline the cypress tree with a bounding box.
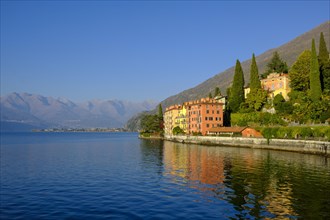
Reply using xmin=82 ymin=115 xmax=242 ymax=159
xmin=214 ymin=87 xmax=221 ymax=97
xmin=262 ymin=51 xmax=288 ymax=78
xmin=310 ymin=39 xmax=322 ymax=101
xmin=318 ymin=32 xmax=330 ymax=91
xmin=249 ymin=53 xmax=261 ymax=93
xmin=229 ymin=60 xmax=245 ymax=112
xmin=318 ymin=32 xmax=329 ymax=64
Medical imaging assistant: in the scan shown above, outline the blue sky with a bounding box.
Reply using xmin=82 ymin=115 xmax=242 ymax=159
xmin=1 ymin=1 xmax=329 ymax=102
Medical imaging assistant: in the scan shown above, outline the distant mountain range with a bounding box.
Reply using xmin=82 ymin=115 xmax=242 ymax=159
xmin=0 ymin=92 xmax=157 ymax=131
xmin=126 ymin=21 xmax=330 ymax=130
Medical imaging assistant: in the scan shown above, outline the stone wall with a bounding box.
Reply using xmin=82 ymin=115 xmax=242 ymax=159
xmin=164 ymin=135 xmax=330 ymax=156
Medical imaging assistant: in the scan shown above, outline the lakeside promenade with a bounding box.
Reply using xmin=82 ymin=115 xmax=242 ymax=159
xmin=164 ymin=134 xmax=330 ymax=156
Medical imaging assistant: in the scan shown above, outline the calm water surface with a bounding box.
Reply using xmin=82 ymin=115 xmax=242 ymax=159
xmin=1 ymin=132 xmax=329 ymax=219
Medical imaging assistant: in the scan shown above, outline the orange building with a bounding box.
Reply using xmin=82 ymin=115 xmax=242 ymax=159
xmin=185 ymin=98 xmax=224 ymax=135
xmin=207 ymin=126 xmax=263 ymax=137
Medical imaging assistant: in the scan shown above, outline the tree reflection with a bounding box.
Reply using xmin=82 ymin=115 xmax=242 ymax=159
xmin=139 ymin=139 xmax=164 ymax=175
xmin=162 ymin=141 xmax=330 ymax=219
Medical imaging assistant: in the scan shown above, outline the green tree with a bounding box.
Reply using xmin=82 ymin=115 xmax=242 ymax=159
xmin=243 ymin=88 xmax=268 ymax=112
xmin=140 ymin=114 xmax=161 ymax=133
xmin=209 ymin=92 xmax=213 ymax=98
xmin=158 ymin=104 xmax=164 ymax=130
xmin=318 ymin=32 xmax=330 ymax=92
xmin=228 ymin=60 xmax=245 ymax=113
xmin=262 ymin=51 xmax=288 ymax=78
xmin=321 ymin=60 xmax=330 ymax=94
xmin=214 ymin=87 xmax=221 ymax=97
xmin=172 ymin=126 xmax=185 ymax=135
xmin=249 ymin=53 xmax=261 ymax=92
xmin=273 ymin=94 xmax=293 ymax=115
xmin=273 ymin=93 xmax=285 ymax=106
xmin=318 ymin=32 xmax=329 ymax=64
xmin=309 ymin=39 xmax=322 ymax=101
xmin=289 ymin=50 xmax=311 ymax=91
xmin=158 ymin=104 xmax=163 ymax=120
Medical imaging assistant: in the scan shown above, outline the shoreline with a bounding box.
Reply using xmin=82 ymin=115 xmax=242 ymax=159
xmin=162 ymin=135 xmax=330 ymax=156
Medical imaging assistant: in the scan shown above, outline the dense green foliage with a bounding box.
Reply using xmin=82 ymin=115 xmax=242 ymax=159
xmin=140 ymin=113 xmax=164 ymax=136
xmin=318 ymin=32 xmax=329 ymax=64
xmin=249 ymin=53 xmax=261 ymax=92
xmin=241 ymin=89 xmax=268 ymax=112
xmin=228 ymin=60 xmax=245 ymax=113
xmin=256 ymin=126 xmax=330 ymax=141
xmin=262 ymin=51 xmax=288 ymax=78
xmin=241 ymin=56 xmax=267 ymax=112
xmin=309 ymin=39 xmax=322 ymax=101
xmin=273 ymin=94 xmax=293 ymax=115
xmin=318 ymin=32 xmax=330 ymax=94
xmin=321 ymin=60 xmax=330 ymax=94
xmin=289 ymin=50 xmax=311 ymax=91
xmin=172 ymin=126 xmax=185 ymax=135
xmin=231 ymin=112 xmax=287 ymax=127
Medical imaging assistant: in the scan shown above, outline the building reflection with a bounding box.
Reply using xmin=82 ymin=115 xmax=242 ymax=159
xmin=162 ymin=141 xmax=330 ymax=219
xmin=163 ymin=141 xmax=225 ymax=186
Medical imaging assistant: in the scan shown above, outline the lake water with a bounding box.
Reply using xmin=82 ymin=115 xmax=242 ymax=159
xmin=1 ymin=132 xmax=329 ymax=219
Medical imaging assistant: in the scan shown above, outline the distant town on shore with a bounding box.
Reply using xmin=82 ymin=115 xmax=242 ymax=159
xmin=33 ymin=128 xmax=128 ymax=133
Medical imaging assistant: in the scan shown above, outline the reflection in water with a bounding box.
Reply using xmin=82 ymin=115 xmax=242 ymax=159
xmin=162 ymin=141 xmax=330 ymax=219
xmin=140 ymin=139 xmax=164 ymax=176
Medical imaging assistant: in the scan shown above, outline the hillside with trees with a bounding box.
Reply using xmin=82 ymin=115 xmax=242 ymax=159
xmin=126 ymin=21 xmax=330 ymax=131
xmin=231 ymin=32 xmax=330 ymax=128
xmin=159 ymin=21 xmax=329 ymax=109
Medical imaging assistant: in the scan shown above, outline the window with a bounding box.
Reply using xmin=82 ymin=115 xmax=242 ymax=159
xmin=206 ymin=124 xmax=209 ymax=128
xmin=217 ymin=110 xmax=220 ymax=114
xmin=205 ymin=117 xmax=208 ymax=121
xmin=206 ymin=110 xmax=209 ymax=114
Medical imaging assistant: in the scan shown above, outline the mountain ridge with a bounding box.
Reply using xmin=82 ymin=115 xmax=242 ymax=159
xmin=0 ymin=92 xmax=158 ymax=131
xmin=160 ymin=21 xmax=330 ymax=108
xmin=125 ymin=21 xmax=329 ymax=130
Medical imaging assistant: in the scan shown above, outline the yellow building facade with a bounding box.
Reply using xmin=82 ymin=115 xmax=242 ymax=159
xmin=164 ymin=105 xmax=181 ymax=135
xmin=175 ymin=105 xmax=187 ymax=134
xmin=261 ymin=73 xmax=291 ymax=100
xmin=245 ymin=73 xmax=291 ymax=100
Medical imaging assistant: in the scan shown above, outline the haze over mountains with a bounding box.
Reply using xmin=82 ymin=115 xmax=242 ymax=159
xmin=0 ymin=93 xmax=157 ymax=131
xmin=2 ymin=22 xmax=329 ymax=132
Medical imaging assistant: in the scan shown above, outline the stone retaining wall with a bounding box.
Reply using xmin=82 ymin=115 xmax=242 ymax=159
xmin=164 ymin=135 xmax=330 ymax=156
